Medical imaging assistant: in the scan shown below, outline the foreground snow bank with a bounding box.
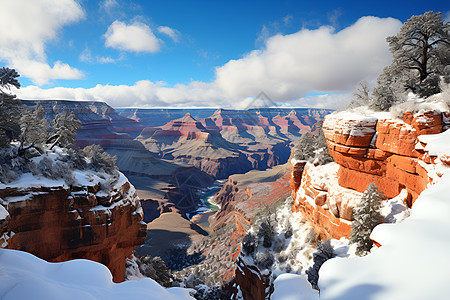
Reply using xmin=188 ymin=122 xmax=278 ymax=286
xmin=0 ymin=249 xmax=193 ymax=300
xmin=319 ymin=170 xmax=450 ymax=300
xmin=272 ymin=273 xmax=319 ymax=300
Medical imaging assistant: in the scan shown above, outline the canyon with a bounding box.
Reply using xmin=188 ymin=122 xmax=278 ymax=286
xmin=7 ymin=100 xmax=327 ymax=288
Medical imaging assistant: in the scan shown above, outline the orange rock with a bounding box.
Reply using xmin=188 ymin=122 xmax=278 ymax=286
xmin=412 ymin=110 xmax=442 ymax=134
xmin=329 ymin=149 xmax=387 ymax=176
xmin=290 ymin=160 xmax=306 ymax=199
xmin=376 ymin=119 xmax=418 ymax=157
xmin=290 ymin=111 xmax=446 ymax=241
xmin=3 ymin=180 xmax=146 ymax=283
xmin=388 ymin=155 xmax=418 ymax=174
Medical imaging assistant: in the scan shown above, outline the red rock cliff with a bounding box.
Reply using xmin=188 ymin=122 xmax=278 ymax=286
xmin=292 ymin=109 xmax=448 ymax=240
xmin=0 ymin=173 xmax=146 ymax=282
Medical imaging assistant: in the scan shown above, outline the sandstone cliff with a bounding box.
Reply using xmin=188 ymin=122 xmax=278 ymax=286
xmin=292 ymin=108 xmax=448 ymax=240
xmin=0 ymin=172 xmax=146 ymax=282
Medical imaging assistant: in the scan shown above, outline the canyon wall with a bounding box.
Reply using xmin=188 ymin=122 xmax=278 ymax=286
xmin=292 ymin=109 xmax=448 ymax=240
xmin=0 ymin=174 xmax=146 ymax=282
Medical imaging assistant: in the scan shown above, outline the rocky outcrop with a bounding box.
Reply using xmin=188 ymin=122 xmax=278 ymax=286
xmin=0 ymin=174 xmax=146 ymax=282
xmin=233 ymin=256 xmax=273 ymax=300
xmin=292 ymin=109 xmax=447 ymax=240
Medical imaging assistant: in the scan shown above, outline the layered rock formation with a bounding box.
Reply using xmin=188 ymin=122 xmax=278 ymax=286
xmin=292 ymin=109 xmax=448 ymax=240
xmin=186 ymin=164 xmax=292 ymax=285
xmin=0 ymin=174 xmax=146 ymax=282
xmin=137 ymin=113 xmax=292 ymax=179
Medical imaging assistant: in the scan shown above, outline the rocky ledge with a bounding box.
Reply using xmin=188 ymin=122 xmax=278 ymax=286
xmin=292 ymin=108 xmax=449 ymax=239
xmin=0 ymin=173 xmax=146 ymax=282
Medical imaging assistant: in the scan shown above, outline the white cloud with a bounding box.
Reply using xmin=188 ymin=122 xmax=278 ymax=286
xmin=445 ymin=11 xmax=450 ymax=22
xmin=0 ymin=0 xmax=85 ymax=85
xmin=100 ymin=0 xmax=119 ymax=15
xmin=17 ymin=16 xmax=403 ymax=109
xmin=16 ymin=80 xmax=230 ymax=108
xmin=157 ymin=26 xmax=181 ymax=42
xmin=215 ymin=16 xmax=402 ymax=101
xmin=104 ymin=20 xmax=160 ymax=53
xmin=97 ymin=56 xmax=116 ymax=64
xmin=79 ymin=46 xmax=92 ymax=63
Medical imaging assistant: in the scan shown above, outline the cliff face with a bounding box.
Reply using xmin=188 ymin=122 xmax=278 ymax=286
xmin=137 ymin=113 xmax=293 ymax=179
xmin=0 ymin=174 xmax=146 ymax=282
xmin=292 ymin=109 xmax=447 ymax=240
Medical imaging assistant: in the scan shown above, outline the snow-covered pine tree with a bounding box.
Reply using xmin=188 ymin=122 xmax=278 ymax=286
xmin=293 ymin=132 xmax=316 ymax=161
xmin=18 ymin=103 xmax=47 ymax=154
xmin=0 ymin=67 xmax=20 ymax=93
xmin=306 ymin=239 xmax=335 ymax=290
xmin=47 ymin=111 xmax=81 ymax=150
xmin=0 ymin=67 xmax=22 ymax=147
xmin=349 ymin=182 xmax=384 ymax=256
xmin=370 ymin=11 xmax=450 ymax=110
xmin=83 ymin=144 xmax=118 ymax=175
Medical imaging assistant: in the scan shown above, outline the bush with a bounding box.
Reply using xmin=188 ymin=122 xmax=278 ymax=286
xmin=306 ymin=239 xmax=335 ymax=290
xmin=255 ymin=250 xmax=274 ymax=270
xmin=242 ymin=232 xmax=257 ymax=256
xmin=257 ymin=217 xmax=275 ymax=248
xmin=138 ymin=255 xmax=173 ymax=287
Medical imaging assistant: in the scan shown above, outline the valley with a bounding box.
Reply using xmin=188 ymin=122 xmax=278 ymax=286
xmin=16 ymin=100 xmax=330 ymax=289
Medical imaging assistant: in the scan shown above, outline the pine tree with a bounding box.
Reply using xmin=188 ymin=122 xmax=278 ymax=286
xmin=47 ymin=111 xmax=81 ymax=150
xmin=306 ymin=239 xmax=335 ymax=290
xmin=0 ymin=67 xmax=20 ymax=94
xmin=349 ymin=182 xmax=384 ymax=256
xmin=18 ymin=103 xmax=47 ymax=154
xmin=293 ymin=132 xmax=316 ymax=161
xmin=0 ymin=67 xmax=22 ymax=147
xmin=83 ymin=144 xmax=118 ymax=174
xmin=371 ymin=11 xmax=450 ymax=110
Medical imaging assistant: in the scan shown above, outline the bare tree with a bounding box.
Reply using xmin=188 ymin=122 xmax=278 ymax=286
xmin=348 ymin=81 xmax=371 ymax=108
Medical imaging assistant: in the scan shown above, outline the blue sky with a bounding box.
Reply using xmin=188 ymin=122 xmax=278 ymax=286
xmin=0 ymin=0 xmax=448 ymax=108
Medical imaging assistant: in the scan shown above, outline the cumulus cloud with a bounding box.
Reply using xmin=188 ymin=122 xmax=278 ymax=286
xmin=18 ymin=16 xmax=403 ymax=109
xmin=0 ymin=0 xmax=85 ymax=85
xmin=215 ymin=16 xmax=402 ymax=101
xmin=104 ymin=20 xmax=161 ymax=53
xmin=16 ymin=80 xmax=230 ymax=108
xmin=157 ymin=26 xmax=181 ymax=42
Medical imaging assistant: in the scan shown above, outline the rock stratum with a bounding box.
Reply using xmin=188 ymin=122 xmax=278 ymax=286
xmin=292 ymin=109 xmax=449 ymax=240
xmin=0 ymin=173 xmax=146 ymax=282
xmin=136 ymin=108 xmax=330 ymax=179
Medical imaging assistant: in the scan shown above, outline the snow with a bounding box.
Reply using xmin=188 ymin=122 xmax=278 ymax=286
xmin=418 ymin=129 xmax=450 ymax=157
xmin=0 ymin=204 xmax=9 ymax=220
xmin=273 ymin=94 xmax=450 ymax=299
xmin=0 ymin=249 xmax=194 ymax=300
xmin=318 ymin=170 xmax=450 ymax=299
xmin=272 ymin=273 xmax=319 ymax=300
